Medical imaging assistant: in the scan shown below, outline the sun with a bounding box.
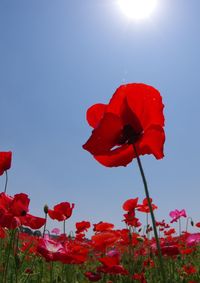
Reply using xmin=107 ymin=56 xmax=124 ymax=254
xmin=118 ymin=0 xmax=158 ymax=20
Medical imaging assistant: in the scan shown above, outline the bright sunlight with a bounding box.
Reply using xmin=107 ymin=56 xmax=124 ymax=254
xmin=118 ymin=0 xmax=158 ymax=20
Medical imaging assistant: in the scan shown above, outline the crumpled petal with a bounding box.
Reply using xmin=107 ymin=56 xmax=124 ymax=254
xmin=83 ymin=113 xmax=123 ymax=156
xmin=138 ymin=125 xmax=165 ymax=159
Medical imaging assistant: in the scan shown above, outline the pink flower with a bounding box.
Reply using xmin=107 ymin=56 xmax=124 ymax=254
xmin=37 ymin=235 xmax=64 ymax=261
xmin=186 ymin=233 xmax=200 ymax=247
xmin=169 ymin=209 xmax=187 ymax=223
xmin=51 ymin=228 xmax=60 ymax=235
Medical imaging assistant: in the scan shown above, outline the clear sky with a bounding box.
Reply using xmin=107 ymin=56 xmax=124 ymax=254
xmin=0 ymin=0 xmax=200 ymax=235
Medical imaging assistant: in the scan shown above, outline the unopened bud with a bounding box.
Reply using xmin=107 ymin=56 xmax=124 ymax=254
xmin=43 ymin=204 xmax=49 ymax=214
xmin=137 ymin=236 xmax=144 ymax=242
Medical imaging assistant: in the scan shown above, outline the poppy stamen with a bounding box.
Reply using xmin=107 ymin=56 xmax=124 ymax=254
xmin=118 ymin=124 xmax=142 ymax=145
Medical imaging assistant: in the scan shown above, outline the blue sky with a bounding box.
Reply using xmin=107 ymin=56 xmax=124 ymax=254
xmin=0 ymin=0 xmax=200 ymax=235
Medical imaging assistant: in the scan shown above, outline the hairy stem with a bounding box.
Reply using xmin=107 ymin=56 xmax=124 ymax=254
xmin=133 ymin=144 xmax=166 ymax=283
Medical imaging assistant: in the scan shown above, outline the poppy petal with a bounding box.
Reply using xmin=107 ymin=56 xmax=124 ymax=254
xmin=83 ymin=113 xmax=122 ymax=156
xmin=138 ymin=125 xmax=165 ymax=159
xmin=87 ymin=103 xmax=107 ymax=128
xmin=94 ymin=144 xmax=135 ymax=167
xmin=0 ymin=152 xmax=12 ymax=176
xmin=126 ymin=84 xmax=165 ymax=129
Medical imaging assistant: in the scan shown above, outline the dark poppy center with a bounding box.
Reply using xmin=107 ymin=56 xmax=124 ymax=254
xmin=118 ymin=124 xmax=142 ymax=145
xmin=21 ymin=210 xmax=27 ymax=216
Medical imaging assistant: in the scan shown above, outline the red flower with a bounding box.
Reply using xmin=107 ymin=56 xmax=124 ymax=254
xmin=84 ymin=272 xmax=102 ymax=282
xmin=48 ymin=202 xmax=75 ymax=221
xmin=0 ymin=192 xmax=45 ymax=229
xmin=0 ymin=151 xmax=12 ymax=175
xmin=93 ymin=222 xmax=114 ymax=232
xmin=98 ymin=255 xmax=129 ymax=275
xmin=83 ymin=83 xmax=165 ymax=167
xmin=0 ymin=192 xmax=30 ymax=229
xmin=164 ymin=228 xmax=176 ymax=236
xmin=137 ymin=198 xmax=157 ymax=213
xmin=21 ymin=214 xmax=46 ymax=229
xmin=183 ymin=264 xmax=197 ymax=275
xmin=91 ymin=231 xmax=120 ymax=251
xmin=195 ymin=222 xmax=200 ymax=228
xmin=122 ymin=198 xmax=138 ymax=212
xmin=76 ymin=221 xmax=91 ymax=234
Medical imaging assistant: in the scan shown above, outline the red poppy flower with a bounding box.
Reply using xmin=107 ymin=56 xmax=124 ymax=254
xmin=48 ymin=202 xmax=75 ymax=222
xmin=195 ymin=222 xmax=200 ymax=228
xmin=183 ymin=265 xmax=197 ymax=275
xmin=0 ymin=151 xmax=12 ymax=175
xmin=91 ymin=231 xmax=120 ymax=251
xmin=83 ymin=83 xmax=165 ymax=167
xmin=122 ymin=198 xmax=138 ymax=212
xmin=93 ymin=221 xmax=114 ymax=232
xmin=137 ymin=198 xmax=157 ymax=213
xmin=76 ymin=221 xmax=91 ymax=234
xmin=0 ymin=192 xmax=45 ymax=229
xmin=84 ymin=272 xmax=102 ymax=282
xmin=21 ymin=214 xmax=46 ymax=229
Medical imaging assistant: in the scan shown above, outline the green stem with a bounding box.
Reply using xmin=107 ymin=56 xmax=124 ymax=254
xmin=50 ymin=262 xmax=54 ymax=283
xmin=63 ymin=220 xmax=66 ymax=235
xmin=178 ymin=218 xmax=181 ymax=236
xmin=133 ymin=144 xmax=166 ymax=283
xmin=4 ymin=170 xmax=8 ymax=193
xmin=186 ymin=216 xmax=193 ymax=232
xmin=43 ymin=213 xmax=48 ymax=237
xmin=3 ymin=229 xmax=15 ymax=283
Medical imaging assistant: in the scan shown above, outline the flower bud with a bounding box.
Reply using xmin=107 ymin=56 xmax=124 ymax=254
xmin=43 ymin=204 xmax=49 ymax=214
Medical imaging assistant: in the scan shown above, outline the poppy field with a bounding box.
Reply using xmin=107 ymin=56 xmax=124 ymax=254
xmin=1 ymin=84 xmax=200 ymax=283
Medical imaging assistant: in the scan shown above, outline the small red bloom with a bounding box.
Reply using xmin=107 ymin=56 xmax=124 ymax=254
xmin=84 ymin=272 xmax=102 ymax=282
xmin=137 ymin=198 xmax=157 ymax=213
xmin=183 ymin=264 xmax=197 ymax=275
xmin=195 ymin=222 xmax=200 ymax=228
xmin=122 ymin=198 xmax=138 ymax=212
xmin=132 ymin=273 xmax=147 ymax=283
xmin=76 ymin=221 xmax=91 ymax=234
xmin=83 ymin=83 xmax=165 ymax=167
xmin=93 ymin=222 xmax=114 ymax=232
xmin=97 ymin=256 xmax=129 ymax=276
xmin=164 ymin=228 xmax=176 ymax=236
xmin=0 ymin=151 xmax=12 ymax=175
xmin=48 ymin=202 xmax=74 ymax=222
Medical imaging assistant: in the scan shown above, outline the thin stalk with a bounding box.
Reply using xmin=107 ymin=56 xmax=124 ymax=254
xmin=63 ymin=220 xmax=66 ymax=235
xmin=133 ymin=144 xmax=166 ymax=283
xmin=4 ymin=170 xmax=8 ymax=193
xmin=178 ymin=218 xmax=181 ymax=236
xmin=2 ymin=229 xmax=15 ymax=283
xmin=43 ymin=213 xmax=48 ymax=237
xmin=146 ymin=213 xmax=149 ymax=239
xmin=186 ymin=216 xmax=193 ymax=232
xmin=50 ymin=262 xmax=54 ymax=283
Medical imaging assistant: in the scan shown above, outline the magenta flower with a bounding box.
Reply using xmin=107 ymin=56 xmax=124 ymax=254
xmin=51 ymin=228 xmax=61 ymax=235
xmin=186 ymin=233 xmax=200 ymax=247
xmin=169 ymin=209 xmax=187 ymax=223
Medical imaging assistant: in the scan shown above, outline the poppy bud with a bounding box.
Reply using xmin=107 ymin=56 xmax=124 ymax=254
xmin=43 ymin=204 xmax=49 ymax=214
xmin=191 ymin=220 xmax=194 ymax=226
xmin=137 ymin=236 xmax=144 ymax=242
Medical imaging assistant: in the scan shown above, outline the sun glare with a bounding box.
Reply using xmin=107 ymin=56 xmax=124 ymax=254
xmin=118 ymin=0 xmax=158 ymax=20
